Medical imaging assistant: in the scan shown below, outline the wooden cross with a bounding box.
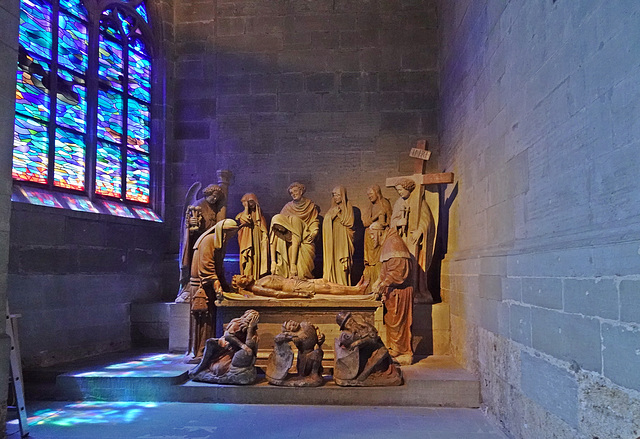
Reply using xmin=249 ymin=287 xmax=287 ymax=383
xmin=385 ymin=140 xmax=454 ymax=302
xmin=385 ymin=140 xmax=454 ymax=188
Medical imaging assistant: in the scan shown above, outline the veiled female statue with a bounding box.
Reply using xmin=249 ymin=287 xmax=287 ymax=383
xmin=270 ymin=214 xmax=315 ymax=279
xmin=235 ymin=193 xmax=269 ymax=280
xmin=322 ymin=186 xmax=355 ymax=285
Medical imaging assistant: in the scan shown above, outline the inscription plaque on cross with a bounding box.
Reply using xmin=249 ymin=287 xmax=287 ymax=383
xmin=386 ymin=140 xmax=454 ymax=303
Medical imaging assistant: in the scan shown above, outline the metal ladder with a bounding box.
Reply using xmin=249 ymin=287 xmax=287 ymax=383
xmin=7 ymin=307 xmax=28 ymax=437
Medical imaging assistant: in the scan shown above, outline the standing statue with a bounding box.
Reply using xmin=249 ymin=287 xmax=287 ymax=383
xmin=189 ymin=309 xmax=259 ymax=385
xmin=371 ymin=221 xmax=415 ymax=365
xmin=322 ymin=186 xmax=355 ymax=285
xmin=177 ymin=182 xmax=228 ymax=302
xmin=186 ymin=219 xmax=239 ymax=362
xmin=389 ymin=177 xmax=435 ymax=303
xmin=361 ymin=185 xmax=392 ymax=292
xmin=235 ymin=193 xmax=269 ymax=280
xmin=333 ymin=311 xmax=402 ymax=386
xmin=273 ymin=182 xmax=320 ymax=279
xmin=266 ymin=320 xmax=325 ymax=387
xmin=232 ymin=274 xmax=368 ymax=299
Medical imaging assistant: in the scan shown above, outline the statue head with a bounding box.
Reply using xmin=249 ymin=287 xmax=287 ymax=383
xmin=331 ymin=186 xmax=347 ymax=206
xmin=288 ymin=182 xmax=306 ymax=202
xmin=203 ymin=184 xmax=224 ymax=205
xmin=232 ymin=274 xmax=255 ymax=290
xmin=394 ymin=178 xmax=415 ymax=200
xmin=367 ymin=184 xmax=382 ymax=203
xmin=240 ymin=193 xmax=258 ymax=211
xmin=336 ymin=311 xmax=353 ymax=330
xmin=282 ymin=320 xmax=301 ymax=332
xmin=226 ymin=309 xmax=259 ymax=337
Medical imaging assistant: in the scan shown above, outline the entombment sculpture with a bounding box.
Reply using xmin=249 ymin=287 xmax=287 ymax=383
xmin=177 ymin=182 xmax=228 ymax=302
xmin=266 ymin=320 xmax=325 ymax=387
xmin=389 ymin=177 xmax=435 ymax=303
xmin=360 ymin=185 xmax=392 ymax=293
xmin=185 ymin=219 xmax=238 ymax=362
xmin=189 ymin=309 xmax=259 ymax=385
xmin=322 ymin=186 xmax=355 ymax=285
xmin=235 ymin=193 xmax=269 ymax=280
xmin=371 ymin=221 xmax=415 ymax=365
xmin=333 ymin=311 xmax=402 ymax=386
xmin=271 ymin=182 xmax=319 ymax=279
xmin=231 ymin=274 xmax=369 ymax=299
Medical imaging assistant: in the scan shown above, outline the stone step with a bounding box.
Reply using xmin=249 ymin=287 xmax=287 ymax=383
xmin=49 ymin=351 xmax=480 ymax=407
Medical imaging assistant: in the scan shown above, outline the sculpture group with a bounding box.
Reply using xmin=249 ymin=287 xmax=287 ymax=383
xmin=190 ymin=309 xmax=403 ymax=387
xmin=178 ymin=176 xmax=438 ymax=380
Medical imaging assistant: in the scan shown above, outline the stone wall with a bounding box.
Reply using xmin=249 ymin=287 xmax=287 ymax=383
xmin=169 ymin=0 xmax=441 ymax=281
xmin=0 ymin=0 xmax=19 ymax=433
xmin=438 ymin=1 xmax=640 ymax=438
xmin=5 ymin=0 xmax=176 ymax=368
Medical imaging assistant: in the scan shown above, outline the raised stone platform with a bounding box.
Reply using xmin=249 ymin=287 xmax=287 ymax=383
xmin=34 ymin=351 xmax=480 ymax=407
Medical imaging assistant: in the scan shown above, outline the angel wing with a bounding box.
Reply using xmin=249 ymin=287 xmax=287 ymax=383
xmin=178 ymin=182 xmax=203 ymax=291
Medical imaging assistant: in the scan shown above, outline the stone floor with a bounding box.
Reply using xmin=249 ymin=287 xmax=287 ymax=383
xmin=7 ymin=402 xmax=510 ymax=439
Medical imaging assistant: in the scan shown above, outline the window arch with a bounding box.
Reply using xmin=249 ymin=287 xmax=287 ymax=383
xmin=12 ymin=0 xmax=155 ymax=208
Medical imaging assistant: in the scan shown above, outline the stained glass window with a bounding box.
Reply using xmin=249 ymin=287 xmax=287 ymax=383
xmin=12 ymin=0 xmax=155 ymax=210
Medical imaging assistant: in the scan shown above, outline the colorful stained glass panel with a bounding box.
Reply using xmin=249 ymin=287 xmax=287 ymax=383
xmin=97 ymin=89 xmax=123 ymax=143
xmin=99 ymin=36 xmax=123 ymax=90
xmin=58 ymin=13 xmax=89 ymax=73
xmin=126 ymin=150 xmax=150 ymax=203
xmin=59 ymin=0 xmax=88 ymax=21
xmin=15 ymin=69 xmax=50 ymax=121
xmin=135 ymin=3 xmax=149 ymax=23
xmin=127 ymin=100 xmax=149 ymax=152
xmin=19 ymin=0 xmax=52 ymax=60
xmin=96 ymin=141 xmax=122 ymax=198
xmin=100 ymin=10 xmax=120 ymax=39
xmin=128 ymin=49 xmax=151 ymax=102
xmin=12 ymin=115 xmax=48 ymax=184
xmin=54 ymin=128 xmax=85 ymax=190
xmin=118 ymin=12 xmax=134 ymax=36
xmin=56 ymin=70 xmax=87 ymax=132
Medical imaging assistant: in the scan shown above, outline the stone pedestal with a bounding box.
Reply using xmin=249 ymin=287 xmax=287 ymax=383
xmin=168 ymin=302 xmax=190 ymax=353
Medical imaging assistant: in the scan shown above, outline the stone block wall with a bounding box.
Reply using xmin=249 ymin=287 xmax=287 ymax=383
xmin=169 ymin=0 xmax=441 ymax=276
xmin=439 ymin=1 xmax=640 ymax=438
xmin=8 ymin=203 xmax=170 ymax=368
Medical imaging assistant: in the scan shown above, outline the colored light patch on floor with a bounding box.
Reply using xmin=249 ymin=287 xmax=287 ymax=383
xmin=71 ymin=354 xmax=185 ymax=377
xmin=27 ymin=401 xmax=158 ymax=427
xmin=133 ymin=206 xmax=162 ymax=222
xmin=102 ymin=200 xmax=135 ymax=218
xmin=61 ymin=194 xmax=99 ymax=213
xmin=19 ymin=187 xmax=64 ymax=208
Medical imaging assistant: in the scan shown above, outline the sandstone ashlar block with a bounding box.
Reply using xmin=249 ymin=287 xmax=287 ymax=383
xmin=521 ymin=352 xmax=579 ymax=429
xmin=563 ymin=278 xmax=618 ymax=320
xmin=509 ymin=304 xmax=532 ymax=347
xmin=619 ymin=279 xmax=640 ymax=324
xmin=521 ymin=277 xmax=562 ymax=309
xmin=602 ymin=323 xmax=640 ymax=392
xmin=531 ymin=308 xmax=601 ymax=373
